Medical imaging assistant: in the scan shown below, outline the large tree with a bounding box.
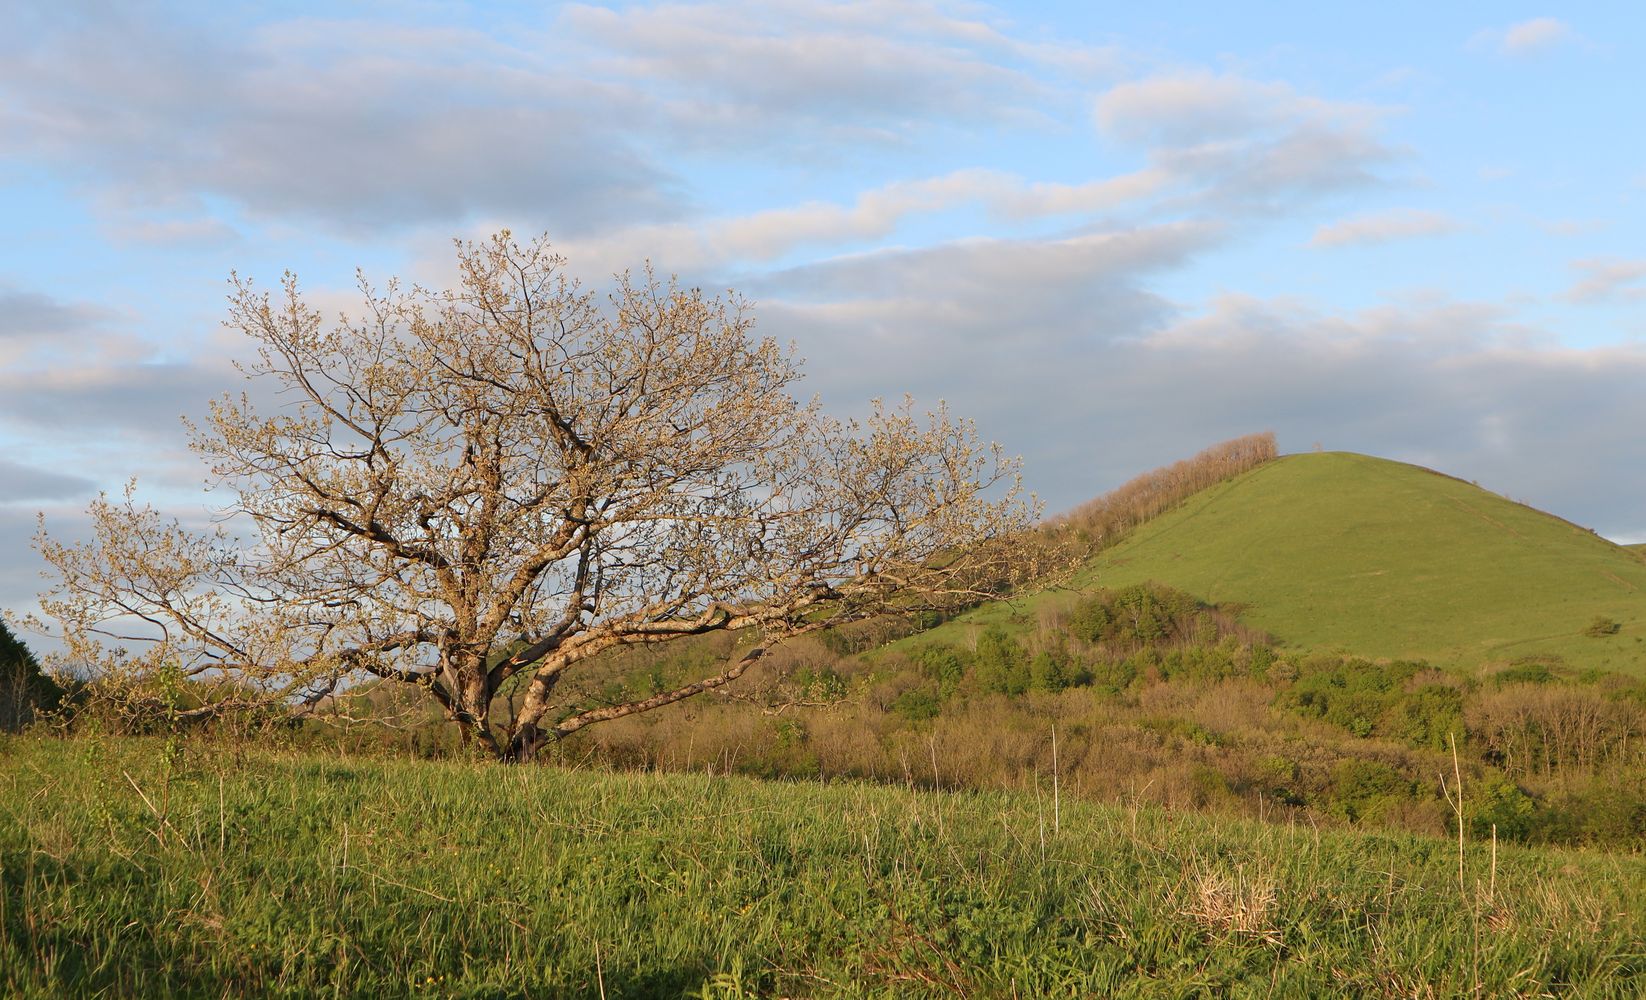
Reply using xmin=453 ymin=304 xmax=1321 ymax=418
xmin=33 ymin=233 xmax=1032 ymax=759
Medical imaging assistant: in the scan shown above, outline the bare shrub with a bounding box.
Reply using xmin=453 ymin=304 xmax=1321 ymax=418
xmin=1182 ymin=861 xmax=1282 ymax=944
xmin=1468 ymin=684 xmax=1645 ymax=777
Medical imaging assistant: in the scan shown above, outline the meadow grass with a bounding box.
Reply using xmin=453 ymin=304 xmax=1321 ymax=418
xmin=2 ymin=734 xmax=1643 ymax=998
xmin=904 ymin=452 xmax=1646 ymax=675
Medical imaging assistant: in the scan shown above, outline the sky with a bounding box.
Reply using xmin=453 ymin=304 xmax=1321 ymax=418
xmin=2 ymin=1 xmax=1645 ymax=622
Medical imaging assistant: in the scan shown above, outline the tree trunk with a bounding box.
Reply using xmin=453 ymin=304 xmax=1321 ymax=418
xmin=504 ymin=723 xmax=543 ymax=764
xmin=454 ymin=655 xmax=501 ymax=757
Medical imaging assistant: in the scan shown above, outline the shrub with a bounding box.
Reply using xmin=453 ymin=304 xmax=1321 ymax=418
xmin=1069 ymin=601 xmax=1112 ymax=645
xmin=1470 ymin=777 xmax=1537 ymax=842
xmin=1585 ymin=616 xmax=1622 ymax=638
xmin=792 ymin=666 xmax=850 ymax=703
xmin=1085 ymin=658 xmax=1135 ymax=695
xmin=890 ymin=688 xmax=943 ymax=722
xmin=1493 ymin=661 xmax=1558 ymax=686
xmin=1533 ymin=782 xmax=1646 ymax=846
xmin=1027 ymin=650 xmax=1068 ymax=693
xmin=1328 ymin=759 xmax=1415 ymax=823
xmin=974 ymin=627 xmax=1027 ymax=696
xmin=913 ymin=646 xmax=967 ymax=698
xmin=1282 ymin=658 xmax=1464 ymax=749
xmin=1381 ymin=685 xmax=1464 ymax=751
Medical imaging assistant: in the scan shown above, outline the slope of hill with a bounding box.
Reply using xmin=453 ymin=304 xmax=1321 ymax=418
xmin=1073 ymin=452 xmax=1646 ymax=672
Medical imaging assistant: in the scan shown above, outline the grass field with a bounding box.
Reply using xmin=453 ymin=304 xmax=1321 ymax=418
xmin=3 ymin=736 xmax=1644 ymax=998
xmin=908 ymin=453 xmax=1646 ymax=675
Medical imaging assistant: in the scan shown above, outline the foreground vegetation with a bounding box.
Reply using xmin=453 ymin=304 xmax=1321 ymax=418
xmin=4 ymin=736 xmax=1644 ymax=998
xmin=7 ymin=440 xmax=1643 ymax=994
xmin=537 ymin=582 xmax=1646 ymax=852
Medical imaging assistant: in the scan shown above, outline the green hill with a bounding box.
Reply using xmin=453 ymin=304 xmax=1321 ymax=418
xmin=1070 ymin=451 xmax=1646 ymax=672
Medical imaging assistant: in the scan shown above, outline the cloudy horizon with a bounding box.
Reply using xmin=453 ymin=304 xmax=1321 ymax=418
xmin=3 ymin=1 xmax=1645 ymax=623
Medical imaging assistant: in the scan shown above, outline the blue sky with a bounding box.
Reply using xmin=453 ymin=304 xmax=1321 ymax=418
xmin=2 ymin=1 xmax=1645 ymax=617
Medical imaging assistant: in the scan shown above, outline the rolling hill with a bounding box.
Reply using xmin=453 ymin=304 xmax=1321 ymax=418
xmin=925 ymin=451 xmax=1646 ymax=674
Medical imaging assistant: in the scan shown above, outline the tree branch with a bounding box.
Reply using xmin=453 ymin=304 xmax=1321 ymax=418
xmin=550 ymin=643 xmax=768 ymax=740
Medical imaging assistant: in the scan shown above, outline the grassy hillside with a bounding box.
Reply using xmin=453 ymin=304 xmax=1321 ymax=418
xmin=4 ymin=737 xmax=1644 ymax=998
xmin=923 ymin=452 xmax=1645 ymax=674
xmin=1079 ymin=453 xmax=1646 ymax=672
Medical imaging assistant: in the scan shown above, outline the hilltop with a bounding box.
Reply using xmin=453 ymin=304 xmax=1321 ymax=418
xmin=910 ymin=450 xmax=1645 ymax=675
xmin=1076 ymin=451 xmax=1646 ymax=672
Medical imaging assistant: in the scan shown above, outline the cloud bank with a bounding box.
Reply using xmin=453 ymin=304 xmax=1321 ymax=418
xmin=1 ymin=0 xmax=1642 ymax=617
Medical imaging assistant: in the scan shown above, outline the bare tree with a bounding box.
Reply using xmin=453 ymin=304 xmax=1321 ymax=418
xmin=30 ymin=233 xmax=1033 ymax=760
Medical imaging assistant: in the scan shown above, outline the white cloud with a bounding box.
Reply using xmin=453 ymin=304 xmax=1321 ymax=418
xmin=741 ymin=223 xmax=1218 ymax=410
xmin=1538 ymin=218 xmax=1610 ymax=238
xmin=1502 ymin=17 xmax=1574 ymax=55
xmin=557 ymin=0 xmax=1124 ymax=140
xmin=562 ymin=2 xmax=1030 ymax=121
xmin=1093 ymin=72 xmax=1399 ymax=212
xmin=1097 ymin=73 xmax=1339 ymax=145
xmin=0 ymin=8 xmax=676 ymax=235
xmin=1563 ymin=258 xmax=1646 ymax=303
xmin=544 ymin=167 xmax=1174 ymax=277
xmin=1471 ymin=17 xmax=1578 ymax=57
xmin=712 ymin=172 xmax=1010 ymax=259
xmin=1310 ymin=209 xmax=1461 ymax=248
xmin=0 ymin=287 xmax=129 ymax=372
xmin=104 ymin=216 xmax=242 ymax=248
xmin=0 ymin=2 xmax=1134 ymax=239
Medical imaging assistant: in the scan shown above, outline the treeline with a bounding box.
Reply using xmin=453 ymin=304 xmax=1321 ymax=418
xmin=1054 ymin=431 xmax=1278 ymax=552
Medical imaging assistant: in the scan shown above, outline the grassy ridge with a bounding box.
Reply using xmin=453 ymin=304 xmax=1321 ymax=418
xmin=3 ymin=737 xmax=1645 ymax=998
xmin=921 ymin=453 xmax=1646 ymax=674
xmin=1080 ymin=452 xmax=1646 ymax=670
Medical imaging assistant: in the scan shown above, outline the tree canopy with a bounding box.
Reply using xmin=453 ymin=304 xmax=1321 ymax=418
xmin=33 ymin=233 xmax=1033 ymax=759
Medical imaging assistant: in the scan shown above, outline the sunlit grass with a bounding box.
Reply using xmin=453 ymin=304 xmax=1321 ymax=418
xmin=3 ymin=735 xmax=1643 ymax=997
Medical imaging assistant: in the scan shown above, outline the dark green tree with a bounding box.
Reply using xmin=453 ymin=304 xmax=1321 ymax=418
xmin=1028 ymin=649 xmax=1069 ymax=693
xmin=1 ymin=620 xmax=59 ymax=732
xmin=974 ymin=627 xmax=1027 ymax=696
